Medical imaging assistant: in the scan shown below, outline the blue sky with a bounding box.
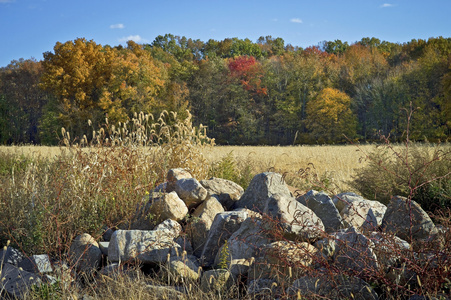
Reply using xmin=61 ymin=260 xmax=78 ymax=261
xmin=1 ymin=0 xmax=450 ymax=67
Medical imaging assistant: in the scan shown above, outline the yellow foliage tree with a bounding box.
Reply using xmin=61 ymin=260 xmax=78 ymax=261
xmin=306 ymin=87 xmax=357 ymax=143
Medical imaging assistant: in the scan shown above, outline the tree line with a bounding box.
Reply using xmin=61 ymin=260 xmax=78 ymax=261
xmin=0 ymin=35 xmax=450 ymax=145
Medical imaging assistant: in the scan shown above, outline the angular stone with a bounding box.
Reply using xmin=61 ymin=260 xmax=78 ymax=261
xmin=168 ymin=256 xmax=200 ymax=282
xmin=234 ymin=173 xmax=324 ymax=240
xmin=18 ymin=254 xmax=53 ymax=274
xmin=99 ymin=242 xmax=109 ymax=256
xmin=131 ymin=192 xmax=188 ymax=230
xmin=234 ymin=172 xmax=292 ymax=211
xmin=297 ymin=190 xmax=345 ymax=233
xmin=266 ymin=193 xmax=325 ymax=241
xmin=108 ymin=219 xmax=182 ymax=264
xmin=0 ymin=263 xmax=42 ymax=299
xmin=199 ymin=210 xmax=250 ymax=267
xmin=0 ymin=246 xmax=25 ymax=266
xmin=332 ymin=227 xmax=379 ymax=273
xmin=186 ymin=196 xmax=224 ymax=257
xmin=332 ymin=192 xmax=365 ymax=213
xmin=341 ymin=199 xmax=387 ymax=230
xmin=247 ymin=279 xmax=279 ymax=298
xmin=200 ymin=177 xmax=244 ymax=210
xmin=249 ymin=241 xmax=318 ymax=281
xmin=174 ymin=178 xmax=208 ymax=207
xmin=381 ymin=196 xmax=437 ymax=242
xmin=149 ymin=191 xmax=189 ymax=223
xmin=69 ymin=233 xmax=102 ymax=273
xmin=214 ymin=218 xmax=271 ymax=277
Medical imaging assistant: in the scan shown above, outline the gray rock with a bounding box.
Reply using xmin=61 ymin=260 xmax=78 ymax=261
xmin=234 ymin=172 xmax=292 ymax=211
xmin=265 ymin=193 xmax=325 ymax=240
xmin=200 ymin=177 xmax=244 ymax=210
xmin=99 ymin=242 xmax=109 ymax=256
xmin=332 ymin=227 xmax=379 ymax=273
xmin=149 ymin=191 xmax=189 ymax=224
xmin=18 ymin=254 xmax=53 ymax=274
xmin=108 ymin=219 xmax=182 ymax=264
xmin=214 ymin=218 xmax=271 ymax=277
xmin=341 ymin=199 xmax=387 ymax=230
xmin=369 ymin=232 xmax=410 ymax=269
xmin=332 ymin=192 xmax=364 ymax=212
xmin=287 ymin=274 xmax=378 ymax=300
xmin=234 ymin=173 xmax=324 ymax=240
xmin=167 ymin=256 xmax=200 ymax=282
xmin=69 ymin=233 xmax=102 ymax=273
xmin=0 ymin=263 xmax=42 ymax=299
xmin=199 ymin=210 xmax=249 ymax=267
xmin=248 ymin=241 xmax=318 ymax=281
xmin=381 ymin=196 xmax=437 ymax=242
xmin=131 ymin=192 xmax=188 ymax=230
xmin=0 ymin=246 xmax=25 ymax=266
xmin=186 ymin=196 xmax=224 ymax=257
xmin=297 ymin=190 xmax=345 ymax=233
xmin=174 ymin=178 xmax=208 ymax=207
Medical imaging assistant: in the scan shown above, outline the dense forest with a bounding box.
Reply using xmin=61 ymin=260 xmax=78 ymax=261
xmin=0 ymin=35 xmax=450 ymax=145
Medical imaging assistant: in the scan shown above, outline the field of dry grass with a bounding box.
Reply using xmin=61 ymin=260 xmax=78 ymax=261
xmin=0 ymin=143 xmax=376 ymax=194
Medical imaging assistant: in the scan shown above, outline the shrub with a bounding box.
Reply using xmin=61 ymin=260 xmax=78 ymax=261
xmin=350 ymin=142 xmax=451 ymax=210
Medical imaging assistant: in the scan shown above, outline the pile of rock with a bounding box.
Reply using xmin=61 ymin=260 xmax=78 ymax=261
xmin=0 ymin=169 xmax=446 ymax=299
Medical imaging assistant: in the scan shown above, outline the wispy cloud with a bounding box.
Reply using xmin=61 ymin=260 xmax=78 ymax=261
xmin=290 ymin=18 xmax=303 ymax=24
xmin=118 ymin=35 xmax=145 ymax=43
xmin=380 ymin=3 xmax=394 ymax=8
xmin=0 ymin=0 xmax=15 ymax=3
xmin=110 ymin=23 xmax=125 ymax=29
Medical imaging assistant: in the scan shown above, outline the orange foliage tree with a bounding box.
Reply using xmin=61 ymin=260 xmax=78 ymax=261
xmin=306 ymin=87 xmax=357 ymax=143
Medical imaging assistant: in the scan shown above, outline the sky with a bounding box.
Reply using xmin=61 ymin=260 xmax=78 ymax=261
xmin=1 ymin=0 xmax=451 ymax=67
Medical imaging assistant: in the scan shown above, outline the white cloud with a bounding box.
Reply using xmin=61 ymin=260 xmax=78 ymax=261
xmin=110 ymin=23 xmax=125 ymax=29
xmin=118 ymin=35 xmax=144 ymax=43
xmin=290 ymin=18 xmax=303 ymax=24
xmin=380 ymin=3 xmax=393 ymax=8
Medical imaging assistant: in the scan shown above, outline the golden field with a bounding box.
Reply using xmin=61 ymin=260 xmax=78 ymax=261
xmin=0 ymin=144 xmax=379 ymax=193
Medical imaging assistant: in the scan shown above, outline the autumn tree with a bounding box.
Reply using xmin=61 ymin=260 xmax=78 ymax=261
xmin=306 ymin=88 xmax=357 ymax=143
xmin=99 ymin=41 xmax=165 ymax=123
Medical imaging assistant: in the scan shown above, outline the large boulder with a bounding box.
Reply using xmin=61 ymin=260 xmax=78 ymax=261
xmin=332 ymin=192 xmax=365 ymax=213
xmin=185 ymin=196 xmax=224 ymax=257
xmin=248 ymin=241 xmax=318 ymax=282
xmin=108 ymin=219 xmax=182 ymax=264
xmin=131 ymin=192 xmax=188 ymax=230
xmin=234 ymin=172 xmax=292 ymax=211
xmin=297 ymin=190 xmax=345 ymax=233
xmin=214 ymin=218 xmax=271 ymax=277
xmin=332 ymin=227 xmax=379 ymax=274
xmin=200 ymin=177 xmax=244 ymax=210
xmin=69 ymin=233 xmax=102 ymax=273
xmin=174 ymin=178 xmax=208 ymax=207
xmin=235 ymin=172 xmax=324 ymax=241
xmin=341 ymin=199 xmax=387 ymax=230
xmin=381 ymin=196 xmax=437 ymax=242
xmin=199 ymin=210 xmax=250 ymax=267
xmin=0 ymin=263 xmax=42 ymax=299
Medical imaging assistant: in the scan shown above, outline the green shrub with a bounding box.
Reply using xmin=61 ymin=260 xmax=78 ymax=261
xmin=350 ymin=142 xmax=451 ymax=210
xmin=208 ymin=152 xmax=254 ymax=189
